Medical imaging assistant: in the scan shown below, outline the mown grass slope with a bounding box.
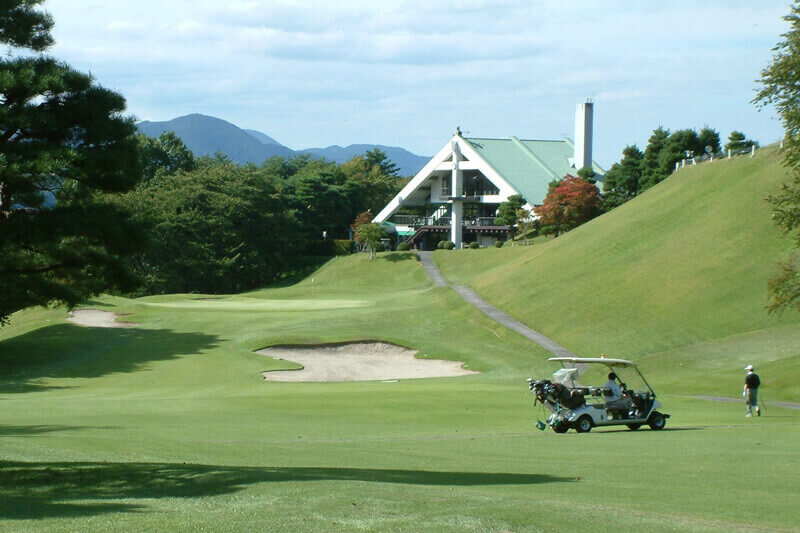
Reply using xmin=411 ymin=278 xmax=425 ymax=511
xmin=435 ymin=146 xmax=800 ymax=400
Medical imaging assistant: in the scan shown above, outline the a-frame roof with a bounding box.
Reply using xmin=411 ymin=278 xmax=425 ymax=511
xmin=373 ymin=133 xmax=606 ymax=223
xmin=463 ymin=137 xmax=604 ymax=205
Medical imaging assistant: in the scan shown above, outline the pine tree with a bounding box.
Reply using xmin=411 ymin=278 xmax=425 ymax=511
xmin=698 ymin=126 xmax=722 ymax=155
xmin=641 ymin=127 xmax=669 ymax=190
xmin=602 ymin=145 xmax=644 ymax=210
xmin=0 ymin=0 xmax=145 ymax=324
xmin=365 ymin=148 xmax=400 ymax=177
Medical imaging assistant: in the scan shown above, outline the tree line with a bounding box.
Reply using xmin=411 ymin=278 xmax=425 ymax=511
xmin=602 ymin=127 xmax=758 ymax=211
xmin=0 ymin=0 xmax=403 ymax=324
xmin=119 ymin=135 xmax=402 ymax=296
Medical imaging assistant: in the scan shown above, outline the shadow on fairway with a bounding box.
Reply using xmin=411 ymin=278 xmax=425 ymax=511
xmin=0 ymin=324 xmax=218 ymax=392
xmin=0 ymin=461 xmax=574 ymax=519
xmin=590 ymin=427 xmax=705 ymax=435
xmin=0 ymin=425 xmax=115 ymax=437
xmin=381 ymin=252 xmax=417 ymax=263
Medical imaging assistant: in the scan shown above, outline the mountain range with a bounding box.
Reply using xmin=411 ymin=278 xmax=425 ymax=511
xmin=137 ymin=114 xmax=428 ymax=176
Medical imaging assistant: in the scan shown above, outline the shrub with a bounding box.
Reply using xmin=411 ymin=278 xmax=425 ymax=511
xmin=397 ymin=242 xmax=411 ymax=251
xmin=332 ymin=239 xmax=355 ymax=255
xmin=494 ymin=240 xmax=504 ymax=248
xmin=468 ymin=242 xmax=479 ymax=249
xmin=443 ymin=241 xmax=455 ymax=250
xmin=437 ymin=240 xmax=446 ymax=249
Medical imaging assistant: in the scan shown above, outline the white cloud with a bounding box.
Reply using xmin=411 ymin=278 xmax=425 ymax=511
xmin=44 ymin=0 xmax=789 ymax=165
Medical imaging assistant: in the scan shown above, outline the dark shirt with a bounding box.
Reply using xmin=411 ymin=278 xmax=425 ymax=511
xmin=745 ymin=372 xmax=760 ymax=389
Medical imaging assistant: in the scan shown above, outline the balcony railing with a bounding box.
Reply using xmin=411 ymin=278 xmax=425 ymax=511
xmin=390 ymin=215 xmax=501 ymax=227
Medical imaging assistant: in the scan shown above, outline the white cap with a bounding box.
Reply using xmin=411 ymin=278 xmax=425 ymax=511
xmin=744 ymin=364 xmax=754 ymax=371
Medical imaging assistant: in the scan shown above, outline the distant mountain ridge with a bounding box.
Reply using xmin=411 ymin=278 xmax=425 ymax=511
xmin=137 ymin=114 xmax=428 ymax=176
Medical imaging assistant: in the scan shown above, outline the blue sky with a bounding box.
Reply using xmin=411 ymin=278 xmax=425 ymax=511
xmin=47 ymin=0 xmax=789 ymax=167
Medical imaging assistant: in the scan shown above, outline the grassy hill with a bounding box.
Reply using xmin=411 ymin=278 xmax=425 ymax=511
xmin=435 ymin=146 xmax=800 ymax=400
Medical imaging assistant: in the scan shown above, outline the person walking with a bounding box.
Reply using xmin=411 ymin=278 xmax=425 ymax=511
xmin=743 ymin=364 xmax=761 ymax=418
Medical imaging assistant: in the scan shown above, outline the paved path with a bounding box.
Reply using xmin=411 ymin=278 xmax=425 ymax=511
xmin=693 ymin=395 xmax=800 ymax=410
xmin=417 ymin=252 xmax=576 ymax=357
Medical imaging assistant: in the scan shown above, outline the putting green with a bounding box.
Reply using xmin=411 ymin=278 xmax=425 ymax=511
xmin=139 ymin=296 xmax=372 ymax=311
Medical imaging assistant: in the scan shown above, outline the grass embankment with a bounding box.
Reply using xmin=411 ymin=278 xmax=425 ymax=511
xmin=1 ymin=189 xmax=799 ymax=529
xmin=435 ymin=146 xmax=800 ymax=400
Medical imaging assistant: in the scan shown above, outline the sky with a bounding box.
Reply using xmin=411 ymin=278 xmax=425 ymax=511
xmin=46 ymin=0 xmax=791 ymax=167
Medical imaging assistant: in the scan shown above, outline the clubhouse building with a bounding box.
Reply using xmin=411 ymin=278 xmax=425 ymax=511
xmin=373 ymin=101 xmax=605 ymax=249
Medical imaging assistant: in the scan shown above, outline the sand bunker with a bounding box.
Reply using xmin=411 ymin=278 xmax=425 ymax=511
xmin=66 ymin=309 xmax=135 ymax=328
xmin=258 ymin=342 xmax=478 ymax=382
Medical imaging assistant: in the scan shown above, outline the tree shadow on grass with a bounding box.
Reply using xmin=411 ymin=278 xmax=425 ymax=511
xmin=0 ymin=425 xmax=116 ymax=437
xmin=265 ymin=256 xmax=333 ymax=289
xmin=0 ymin=461 xmax=575 ymax=519
xmin=0 ymin=324 xmax=218 ymax=393
xmin=381 ymin=252 xmax=417 ymax=262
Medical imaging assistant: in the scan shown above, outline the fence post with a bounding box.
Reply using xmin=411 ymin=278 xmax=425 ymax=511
xmin=751 ymin=145 xmax=756 ymax=157
xmin=727 ymin=149 xmax=731 ymax=159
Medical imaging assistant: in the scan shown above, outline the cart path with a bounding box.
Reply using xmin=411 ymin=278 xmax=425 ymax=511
xmin=693 ymin=395 xmax=800 ymax=410
xmin=417 ymin=252 xmax=576 ymax=357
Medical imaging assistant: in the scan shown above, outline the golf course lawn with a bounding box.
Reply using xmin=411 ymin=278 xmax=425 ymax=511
xmin=1 ymin=252 xmax=799 ymax=531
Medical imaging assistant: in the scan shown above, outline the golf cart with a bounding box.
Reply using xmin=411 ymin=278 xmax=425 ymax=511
xmin=527 ymin=357 xmax=669 ymax=433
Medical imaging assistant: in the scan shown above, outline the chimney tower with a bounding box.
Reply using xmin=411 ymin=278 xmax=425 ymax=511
xmin=574 ymin=100 xmax=594 ymax=171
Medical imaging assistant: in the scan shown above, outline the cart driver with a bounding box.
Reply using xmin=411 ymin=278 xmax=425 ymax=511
xmin=603 ymin=372 xmax=629 ymax=413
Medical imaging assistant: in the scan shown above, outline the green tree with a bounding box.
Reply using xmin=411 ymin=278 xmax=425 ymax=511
xmin=698 ymin=126 xmax=722 ymax=155
xmin=284 ymin=161 xmax=353 ymax=241
xmin=354 ymin=222 xmax=387 ymax=259
xmin=725 ymin=131 xmax=759 ymax=152
xmin=119 ymin=163 xmax=299 ymax=294
xmin=494 ymin=194 xmax=526 ymax=228
xmin=577 ymin=166 xmax=596 ymax=183
xmin=260 ymin=154 xmax=312 ymax=180
xmin=341 ymin=155 xmax=402 ymax=215
xmin=641 ymin=126 xmax=670 ymax=189
xmin=657 ymin=129 xmax=703 ymax=178
xmin=602 ymin=145 xmax=644 ymax=210
xmin=0 ymin=0 xmax=145 ymax=324
xmin=137 ymin=131 xmax=196 ymax=181
xmin=515 ymin=207 xmax=535 ymax=243
xmin=365 ymin=148 xmax=400 ymax=177
xmin=756 ymin=2 xmax=800 ymax=312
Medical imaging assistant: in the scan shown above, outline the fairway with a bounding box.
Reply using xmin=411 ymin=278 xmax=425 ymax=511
xmin=1 ymin=252 xmax=800 ymax=531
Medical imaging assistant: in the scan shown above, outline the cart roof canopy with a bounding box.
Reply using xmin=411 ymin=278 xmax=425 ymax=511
xmin=549 ymin=357 xmax=637 ymax=367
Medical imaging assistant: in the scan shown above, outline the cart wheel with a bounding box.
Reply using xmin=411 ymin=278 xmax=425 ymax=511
xmin=627 ymin=424 xmax=642 ymax=431
xmin=575 ymin=416 xmax=593 ymax=433
xmin=552 ymin=424 xmax=569 ymax=434
xmin=648 ymin=411 xmax=666 ymax=430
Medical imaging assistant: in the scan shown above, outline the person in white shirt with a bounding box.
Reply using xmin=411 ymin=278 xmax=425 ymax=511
xmin=603 ymin=372 xmax=627 ymax=413
xmin=604 ymin=372 xmax=622 ymax=399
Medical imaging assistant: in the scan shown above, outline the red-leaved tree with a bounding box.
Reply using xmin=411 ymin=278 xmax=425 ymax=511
xmin=534 ymin=175 xmax=600 ymax=236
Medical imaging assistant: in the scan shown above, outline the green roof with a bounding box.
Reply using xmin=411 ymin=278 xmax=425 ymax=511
xmin=463 ymin=137 xmax=605 ymax=205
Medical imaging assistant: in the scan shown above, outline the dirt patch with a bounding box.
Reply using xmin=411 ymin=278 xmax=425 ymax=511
xmin=66 ymin=309 xmax=135 ymax=328
xmin=258 ymin=342 xmax=478 ymax=382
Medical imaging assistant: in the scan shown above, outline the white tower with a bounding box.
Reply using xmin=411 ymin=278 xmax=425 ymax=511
xmin=450 ymin=139 xmax=463 ymax=248
xmin=574 ymin=100 xmax=594 ymax=171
